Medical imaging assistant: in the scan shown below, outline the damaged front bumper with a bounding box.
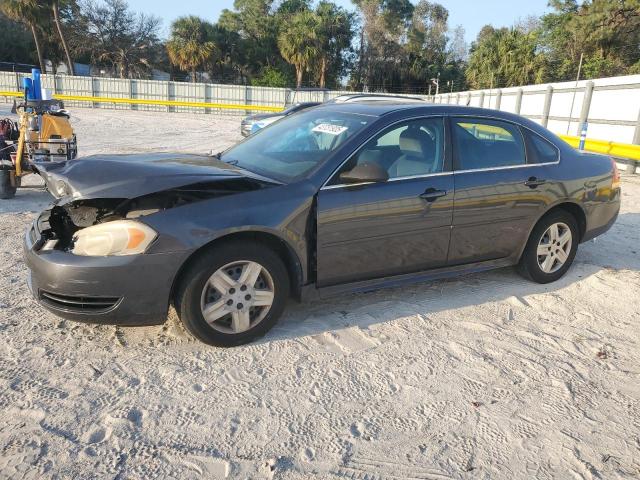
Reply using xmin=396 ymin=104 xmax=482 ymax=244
xmin=24 ymin=212 xmax=189 ymax=326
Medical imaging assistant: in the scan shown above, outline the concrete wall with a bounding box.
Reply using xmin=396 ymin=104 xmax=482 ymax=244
xmin=433 ymin=74 xmax=640 ymax=144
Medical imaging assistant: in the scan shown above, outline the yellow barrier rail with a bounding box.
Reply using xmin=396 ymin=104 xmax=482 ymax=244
xmin=1 ymin=90 xmax=284 ymax=112
xmin=559 ymin=135 xmax=640 ymax=162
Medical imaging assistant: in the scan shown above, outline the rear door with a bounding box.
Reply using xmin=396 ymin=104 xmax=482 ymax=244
xmin=316 ymin=117 xmax=454 ymax=287
xmin=449 ymin=117 xmax=558 ymax=265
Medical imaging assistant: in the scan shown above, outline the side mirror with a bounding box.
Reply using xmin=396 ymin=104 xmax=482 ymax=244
xmin=339 ymin=163 xmax=389 ymax=184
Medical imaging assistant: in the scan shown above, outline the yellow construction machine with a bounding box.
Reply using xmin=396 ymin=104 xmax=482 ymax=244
xmin=1 ymin=72 xmax=78 ymax=199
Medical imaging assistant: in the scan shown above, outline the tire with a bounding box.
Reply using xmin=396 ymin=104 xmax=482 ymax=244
xmin=0 ymin=169 xmax=16 ymax=199
xmin=175 ymin=241 xmax=290 ymax=347
xmin=518 ymin=210 xmax=579 ymax=283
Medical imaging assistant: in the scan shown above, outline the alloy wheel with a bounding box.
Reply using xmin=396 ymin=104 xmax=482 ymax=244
xmin=200 ymin=260 xmax=275 ymax=334
xmin=536 ymin=222 xmax=572 ymax=274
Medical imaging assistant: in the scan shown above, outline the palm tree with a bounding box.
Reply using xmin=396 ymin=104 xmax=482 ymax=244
xmin=166 ymin=16 xmax=216 ymax=83
xmin=278 ymin=10 xmax=319 ymax=88
xmin=315 ymin=2 xmax=351 ymax=88
xmin=0 ymin=0 xmax=46 ymax=72
xmin=40 ymin=0 xmax=74 ymax=75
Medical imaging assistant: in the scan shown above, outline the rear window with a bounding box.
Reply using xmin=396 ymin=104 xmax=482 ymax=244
xmin=527 ymin=132 xmax=559 ymax=164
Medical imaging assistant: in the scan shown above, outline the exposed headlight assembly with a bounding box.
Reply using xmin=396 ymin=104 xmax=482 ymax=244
xmin=72 ymin=220 xmax=157 ymax=256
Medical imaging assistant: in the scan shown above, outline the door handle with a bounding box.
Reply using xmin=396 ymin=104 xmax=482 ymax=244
xmin=420 ymin=188 xmax=447 ymax=202
xmin=524 ymin=176 xmax=546 ymax=188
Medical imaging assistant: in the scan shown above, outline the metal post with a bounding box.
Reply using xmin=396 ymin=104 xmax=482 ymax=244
xmin=456 ymin=93 xmax=460 ymax=105
xmin=129 ymin=78 xmax=134 ymax=111
xmin=515 ymin=88 xmax=523 ymax=114
xmin=90 ymin=76 xmax=96 ymax=109
xmin=628 ymin=107 xmax=640 ymax=174
xmin=495 ymin=89 xmax=502 ymax=111
xmin=466 ymin=92 xmax=471 ymax=106
xmin=203 ymin=83 xmax=208 ymax=115
xmin=446 ymin=93 xmax=451 ymax=104
xmin=578 ymin=81 xmax=594 ymax=136
xmin=541 ymin=85 xmax=554 ymax=128
xmin=478 ymin=91 xmax=485 ymax=108
xmin=245 ymin=85 xmax=250 ymax=115
xmin=579 ymin=122 xmax=588 ymax=151
xmin=166 ymin=81 xmax=171 ymax=113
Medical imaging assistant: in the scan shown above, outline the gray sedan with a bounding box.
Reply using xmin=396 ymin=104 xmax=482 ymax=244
xmin=25 ymin=102 xmax=620 ymax=346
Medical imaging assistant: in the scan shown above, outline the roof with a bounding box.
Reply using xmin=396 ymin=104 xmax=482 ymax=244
xmin=312 ymin=102 xmax=543 ymax=129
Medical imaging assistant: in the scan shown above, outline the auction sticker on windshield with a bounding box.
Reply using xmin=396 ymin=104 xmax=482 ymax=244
xmin=312 ymin=123 xmax=348 ymax=135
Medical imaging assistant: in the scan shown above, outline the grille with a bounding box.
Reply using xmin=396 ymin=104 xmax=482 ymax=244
xmin=40 ymin=291 xmax=120 ymax=312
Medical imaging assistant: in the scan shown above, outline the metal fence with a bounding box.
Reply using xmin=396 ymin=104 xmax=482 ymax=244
xmin=2 ymin=71 xmax=639 ymax=168
xmin=0 ymin=71 xmax=353 ymax=115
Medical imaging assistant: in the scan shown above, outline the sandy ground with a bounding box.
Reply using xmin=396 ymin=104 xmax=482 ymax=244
xmin=0 ymin=104 xmax=639 ymax=479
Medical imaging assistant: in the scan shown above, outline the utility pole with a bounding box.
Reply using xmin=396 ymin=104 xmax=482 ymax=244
xmin=567 ymin=52 xmax=584 ymax=135
xmin=488 ymin=72 xmax=494 ymax=109
xmin=431 ymin=72 xmax=440 ymax=98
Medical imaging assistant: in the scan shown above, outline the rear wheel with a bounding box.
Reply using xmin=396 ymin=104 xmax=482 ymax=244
xmin=0 ymin=168 xmax=16 ymax=199
xmin=518 ymin=210 xmax=579 ymax=283
xmin=175 ymin=241 xmax=290 ymax=347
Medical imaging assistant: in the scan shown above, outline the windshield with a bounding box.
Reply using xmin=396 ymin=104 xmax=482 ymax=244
xmin=222 ymin=109 xmax=372 ymax=182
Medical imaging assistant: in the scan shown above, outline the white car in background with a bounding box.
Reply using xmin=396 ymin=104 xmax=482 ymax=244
xmin=240 ymin=102 xmax=320 ymax=137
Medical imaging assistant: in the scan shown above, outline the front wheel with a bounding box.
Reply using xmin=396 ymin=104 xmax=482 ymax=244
xmin=518 ymin=210 xmax=579 ymax=283
xmin=175 ymin=241 xmax=290 ymax=347
xmin=0 ymin=168 xmax=17 ymax=199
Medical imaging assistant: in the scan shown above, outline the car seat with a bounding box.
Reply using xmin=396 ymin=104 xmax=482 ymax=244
xmin=388 ymin=127 xmax=438 ymax=177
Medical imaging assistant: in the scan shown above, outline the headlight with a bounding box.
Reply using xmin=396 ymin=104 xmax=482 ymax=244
xmin=72 ymin=220 xmax=157 ymax=256
xmin=54 ymin=179 xmax=69 ymax=197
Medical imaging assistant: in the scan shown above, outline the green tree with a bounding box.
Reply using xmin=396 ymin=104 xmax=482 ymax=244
xmin=206 ymin=23 xmax=245 ymax=82
xmin=315 ymin=1 xmax=353 ymax=87
xmin=43 ymin=0 xmax=74 ymax=74
xmin=540 ymin=0 xmax=640 ymax=81
xmin=166 ymin=16 xmax=216 ymax=82
xmin=277 ymin=10 xmax=319 ymax=87
xmin=352 ymin=0 xmax=414 ymax=90
xmin=250 ymin=65 xmax=290 ymax=87
xmin=0 ymin=0 xmax=46 ymax=71
xmin=219 ymin=0 xmax=281 ymax=75
xmin=81 ymin=0 xmax=162 ymax=78
xmin=0 ymin=12 xmax=37 ymax=66
xmin=466 ymin=26 xmax=545 ymax=89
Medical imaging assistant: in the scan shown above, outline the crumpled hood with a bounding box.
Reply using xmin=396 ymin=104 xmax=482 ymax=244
xmin=34 ymin=153 xmax=267 ymax=200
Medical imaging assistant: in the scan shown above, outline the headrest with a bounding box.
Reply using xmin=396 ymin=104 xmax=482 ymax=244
xmin=399 ymin=128 xmax=435 ymax=157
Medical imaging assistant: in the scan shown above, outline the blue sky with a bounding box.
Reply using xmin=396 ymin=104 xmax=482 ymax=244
xmin=130 ymin=0 xmax=552 ymax=42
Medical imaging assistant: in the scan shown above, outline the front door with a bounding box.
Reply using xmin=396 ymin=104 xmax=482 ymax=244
xmin=316 ymin=117 xmax=454 ymax=287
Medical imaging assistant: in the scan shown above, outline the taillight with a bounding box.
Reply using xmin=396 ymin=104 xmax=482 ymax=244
xmin=610 ymin=157 xmax=621 ymax=189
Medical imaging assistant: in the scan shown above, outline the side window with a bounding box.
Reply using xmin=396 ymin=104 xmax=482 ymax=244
xmin=329 ymin=117 xmax=445 ymax=185
xmin=452 ymin=117 xmax=526 ymax=170
xmin=526 ymin=131 xmax=559 ymax=164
